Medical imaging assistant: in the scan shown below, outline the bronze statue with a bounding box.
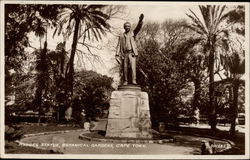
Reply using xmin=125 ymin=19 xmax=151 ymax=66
xmin=116 ymin=14 xmax=144 ymax=85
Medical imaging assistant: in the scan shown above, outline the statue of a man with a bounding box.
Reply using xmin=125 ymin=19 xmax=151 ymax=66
xmin=116 ymin=14 xmax=144 ymax=85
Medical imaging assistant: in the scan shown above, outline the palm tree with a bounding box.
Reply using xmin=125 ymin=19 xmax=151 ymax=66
xmin=32 ymin=17 xmax=49 ymax=124
xmin=32 ymin=5 xmax=59 ymax=124
xmin=186 ymin=5 xmax=230 ymax=130
xmin=54 ymin=5 xmax=112 ymax=96
xmin=33 ymin=40 xmax=48 ymax=124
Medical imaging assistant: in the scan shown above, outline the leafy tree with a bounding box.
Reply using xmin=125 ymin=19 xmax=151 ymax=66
xmin=5 ymin=4 xmax=33 ymax=74
xmin=221 ymin=50 xmax=245 ymax=136
xmin=5 ymin=4 xmax=61 ymax=115
xmin=5 ymin=4 xmax=35 ymax=100
xmin=227 ymin=5 xmax=245 ymax=35
xmin=160 ymin=20 xmax=209 ymax=121
xmin=11 ymin=73 xmax=36 ymax=110
xmin=137 ymin=22 xmax=195 ymax=126
xmin=73 ymin=70 xmax=114 ymax=121
xmin=5 ymin=72 xmax=36 ymax=125
xmin=218 ymin=5 xmax=245 ymax=136
xmin=5 ymin=4 xmax=61 ymax=75
xmin=171 ymin=37 xmax=208 ymax=117
xmin=161 ymin=19 xmax=189 ymax=52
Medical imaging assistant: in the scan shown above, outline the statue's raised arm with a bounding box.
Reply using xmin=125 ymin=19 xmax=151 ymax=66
xmin=133 ymin=13 xmax=144 ymax=37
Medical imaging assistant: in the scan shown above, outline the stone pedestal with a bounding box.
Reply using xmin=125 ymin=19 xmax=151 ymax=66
xmin=106 ymin=85 xmax=152 ymax=138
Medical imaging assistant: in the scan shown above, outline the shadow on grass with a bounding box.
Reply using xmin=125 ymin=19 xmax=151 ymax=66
xmin=5 ymin=142 xmax=62 ymax=154
xmin=168 ymin=125 xmax=245 ymax=155
xmin=86 ymin=130 xmax=174 ymax=140
xmin=17 ymin=123 xmax=82 ymax=134
xmin=5 ymin=123 xmax=82 ymax=154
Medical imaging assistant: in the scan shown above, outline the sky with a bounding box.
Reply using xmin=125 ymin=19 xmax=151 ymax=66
xmin=28 ymin=4 xmax=199 ymax=72
xmin=126 ymin=5 xmax=199 ymax=23
xmin=26 ymin=4 xmax=242 ymax=84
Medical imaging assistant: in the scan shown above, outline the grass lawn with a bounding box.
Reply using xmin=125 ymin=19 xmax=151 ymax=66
xmin=5 ymin=141 xmax=60 ymax=154
xmin=5 ymin=123 xmax=83 ymax=154
xmin=169 ymin=125 xmax=245 ymax=155
xmin=19 ymin=123 xmax=82 ymax=134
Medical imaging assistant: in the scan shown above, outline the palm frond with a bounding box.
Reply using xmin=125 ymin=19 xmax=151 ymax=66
xmin=213 ymin=5 xmax=227 ymax=34
xmin=92 ymin=14 xmax=111 ymax=30
xmin=86 ymin=22 xmax=91 ymax=41
xmin=186 ymin=12 xmax=207 ymax=34
xmin=90 ymin=27 xmax=99 ymax=41
xmin=53 ymin=27 xmax=58 ymax=38
xmin=186 ymin=24 xmax=205 ymax=35
xmin=86 ymin=5 xmax=106 ymax=10
xmin=95 ymin=28 xmax=103 ymax=41
xmin=199 ymin=5 xmax=211 ymax=32
xmin=211 ymin=5 xmax=216 ymax=24
xmin=91 ymin=10 xmax=110 ymax=19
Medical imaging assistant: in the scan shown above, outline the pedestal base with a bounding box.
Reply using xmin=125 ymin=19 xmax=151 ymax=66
xmin=118 ymin=84 xmax=141 ymax=91
xmin=106 ymin=86 xmax=152 ymax=138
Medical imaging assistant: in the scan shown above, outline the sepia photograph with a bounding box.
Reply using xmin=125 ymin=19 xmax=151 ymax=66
xmin=0 ymin=1 xmax=249 ymax=159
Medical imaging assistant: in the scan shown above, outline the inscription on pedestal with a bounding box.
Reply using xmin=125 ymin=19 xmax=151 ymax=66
xmin=106 ymin=89 xmax=152 ymax=138
xmin=121 ymin=97 xmax=137 ymax=118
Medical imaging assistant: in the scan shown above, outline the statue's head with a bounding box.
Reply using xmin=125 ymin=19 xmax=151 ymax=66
xmin=124 ymin=22 xmax=131 ymax=32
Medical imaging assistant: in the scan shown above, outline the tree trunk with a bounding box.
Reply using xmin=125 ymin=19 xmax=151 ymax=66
xmin=37 ymin=40 xmax=47 ymax=125
xmin=193 ymin=79 xmax=201 ymax=124
xmin=39 ymin=37 xmax=42 ymax=50
xmin=208 ymin=46 xmax=217 ymax=130
xmin=230 ymin=79 xmax=239 ymax=136
xmin=66 ymin=18 xmax=80 ymax=95
xmin=193 ymin=79 xmax=201 ymax=110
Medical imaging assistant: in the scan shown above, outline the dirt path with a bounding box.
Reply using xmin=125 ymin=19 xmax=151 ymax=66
xmin=19 ymin=129 xmax=231 ymax=155
xmin=20 ymin=130 xmax=197 ymax=155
